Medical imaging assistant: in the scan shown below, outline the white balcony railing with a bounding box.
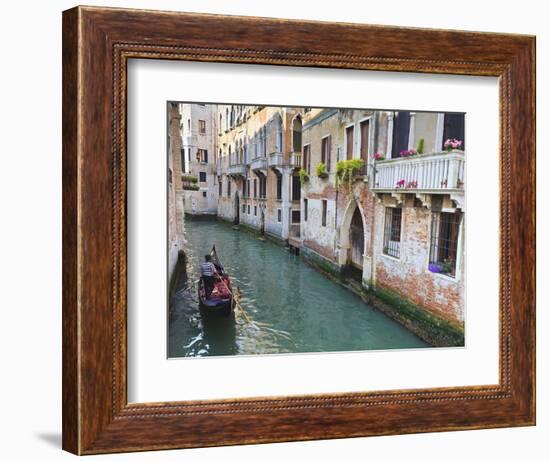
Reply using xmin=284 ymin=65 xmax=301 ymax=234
xmin=251 ymin=156 xmax=268 ymax=171
xmin=290 ymin=152 xmax=302 ymax=168
xmin=372 ymin=151 xmax=465 ymax=192
xmin=268 ymin=152 xmax=284 ymax=168
xmin=227 ymin=163 xmax=246 ymax=176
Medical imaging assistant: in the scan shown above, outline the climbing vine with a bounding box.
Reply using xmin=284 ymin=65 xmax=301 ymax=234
xmin=335 ymin=159 xmax=364 ymax=192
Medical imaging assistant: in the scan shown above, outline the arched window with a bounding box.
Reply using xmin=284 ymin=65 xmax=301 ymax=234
xmin=219 ymin=113 xmax=222 ymax=135
xmin=292 ymin=116 xmax=302 ymax=153
xmin=225 ymin=108 xmax=229 ymax=131
xmin=228 ymin=145 xmax=232 ymax=166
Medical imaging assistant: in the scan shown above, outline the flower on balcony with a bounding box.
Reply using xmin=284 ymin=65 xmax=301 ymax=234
xmin=444 ymin=138 xmax=463 ymax=151
xmin=400 ymin=149 xmax=417 ymax=157
xmin=406 ymin=180 xmax=418 ymax=188
xmin=372 ymin=152 xmax=384 ymax=161
xmin=395 ymin=179 xmax=406 ymax=188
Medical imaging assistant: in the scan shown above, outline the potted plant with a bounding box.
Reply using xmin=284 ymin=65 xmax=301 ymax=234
xmin=428 ymin=263 xmax=442 ymax=273
xmin=416 ymin=138 xmax=425 ymax=154
xmin=444 ymin=138 xmax=463 ymax=151
xmin=298 ymin=168 xmax=310 ymax=184
xmin=372 ymin=152 xmax=384 ymax=161
xmin=315 ymin=162 xmax=329 ymax=179
xmin=399 ymin=149 xmax=417 ymax=157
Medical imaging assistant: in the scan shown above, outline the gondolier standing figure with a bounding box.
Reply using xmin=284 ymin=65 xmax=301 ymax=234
xmin=200 ymin=254 xmax=217 ymax=299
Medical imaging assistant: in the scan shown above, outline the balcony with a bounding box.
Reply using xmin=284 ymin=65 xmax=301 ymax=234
xmin=227 ymin=163 xmax=246 ymax=176
xmin=268 ymin=152 xmax=284 ymax=168
xmin=290 ymin=152 xmax=302 ymax=169
xmin=251 ymin=156 xmax=268 ymax=172
xmin=372 ymin=151 xmax=464 ymax=193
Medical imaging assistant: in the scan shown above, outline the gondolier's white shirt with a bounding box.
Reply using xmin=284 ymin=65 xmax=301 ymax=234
xmin=200 ymin=261 xmax=216 ymax=277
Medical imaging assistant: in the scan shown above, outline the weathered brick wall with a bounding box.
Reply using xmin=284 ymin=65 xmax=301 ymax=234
xmin=373 ymin=202 xmax=464 ymax=324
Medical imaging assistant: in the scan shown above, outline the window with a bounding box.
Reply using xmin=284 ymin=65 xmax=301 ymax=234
xmin=242 ymin=204 xmax=246 ymax=213
xmin=218 ymin=178 xmax=222 ymax=196
xmin=253 ymin=179 xmax=257 ymax=198
xmin=254 ymin=206 xmax=257 ymax=216
xmin=198 ymin=149 xmax=208 ymax=163
xmin=321 ymin=136 xmax=331 ymax=171
xmin=247 ymin=179 xmax=250 ymax=198
xmin=259 ymin=176 xmax=266 ymax=199
xmin=383 ymin=207 xmax=402 ymax=258
xmin=242 ymin=179 xmax=247 ymax=197
xmin=292 ymin=210 xmax=301 ymax=224
xmin=199 ymin=172 xmax=206 ymax=183
xmin=442 ymin=113 xmax=465 ymax=150
xmin=227 ymin=178 xmax=231 ymax=197
xmin=219 ymin=114 xmax=222 ymax=134
xmin=180 ymin=148 xmax=186 ymax=172
xmin=360 ymin=119 xmax=370 ymax=162
xmin=168 ymin=168 xmax=172 ymax=184
xmin=187 ymin=118 xmax=190 ymax=131
xmin=199 ymin=119 xmax=206 ymax=134
xmin=277 ymin=209 xmax=282 ymax=222
xmin=292 ymin=117 xmax=302 ymax=152
xmin=346 ymin=125 xmax=354 ymax=160
xmin=391 ymin=111 xmax=411 ymax=158
xmin=247 ymin=205 xmax=250 ymax=214
xmin=202 ymin=191 xmax=207 ymax=198
xmin=303 ymin=144 xmax=311 ymax=174
xmin=429 ymin=211 xmax=462 ymax=277
xmin=292 ymin=175 xmax=301 ymax=201
xmin=321 ymin=200 xmax=327 ymax=226
xmin=304 ymin=199 xmax=308 ymax=221
xmin=276 ymin=174 xmax=282 ymax=200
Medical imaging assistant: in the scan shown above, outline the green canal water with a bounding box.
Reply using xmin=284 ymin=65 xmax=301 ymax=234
xmin=168 ymin=217 xmax=428 ymax=358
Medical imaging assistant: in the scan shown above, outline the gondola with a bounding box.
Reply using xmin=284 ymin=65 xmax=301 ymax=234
xmin=198 ymin=245 xmax=233 ymax=316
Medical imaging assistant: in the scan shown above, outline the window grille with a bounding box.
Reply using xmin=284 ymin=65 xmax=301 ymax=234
xmin=383 ymin=207 xmax=402 ymax=258
xmin=429 ymin=211 xmax=461 ymax=277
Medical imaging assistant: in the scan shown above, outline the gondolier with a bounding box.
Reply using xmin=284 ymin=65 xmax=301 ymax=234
xmin=200 ymin=254 xmax=217 ymax=298
xmin=197 ymin=246 xmax=234 ymax=316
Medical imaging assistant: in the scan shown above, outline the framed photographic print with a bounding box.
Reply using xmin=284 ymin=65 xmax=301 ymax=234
xmin=62 ymin=5 xmax=535 ymax=455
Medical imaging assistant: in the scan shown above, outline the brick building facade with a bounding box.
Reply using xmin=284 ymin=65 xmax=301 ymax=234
xmin=172 ymin=103 xmax=465 ymax=345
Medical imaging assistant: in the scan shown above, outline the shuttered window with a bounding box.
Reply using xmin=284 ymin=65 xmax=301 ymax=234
xmin=321 ymin=136 xmax=331 ymax=172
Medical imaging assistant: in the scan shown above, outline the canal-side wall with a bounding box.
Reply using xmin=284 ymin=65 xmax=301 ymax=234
xmin=168 ymin=102 xmax=186 ymax=290
xmin=372 ymin=200 xmax=465 ymax=325
xmin=300 ymin=243 xmax=464 ymax=347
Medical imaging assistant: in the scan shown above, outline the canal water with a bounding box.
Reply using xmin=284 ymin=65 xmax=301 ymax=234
xmin=168 ymin=217 xmax=428 ymax=358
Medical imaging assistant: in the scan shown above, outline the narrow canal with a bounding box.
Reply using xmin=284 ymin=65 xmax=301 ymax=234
xmin=169 ymin=217 xmax=428 ymax=358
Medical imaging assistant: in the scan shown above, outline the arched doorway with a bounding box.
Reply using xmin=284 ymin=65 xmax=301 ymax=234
xmin=350 ymin=207 xmax=364 ymax=271
xmin=234 ymin=192 xmax=240 ymax=225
